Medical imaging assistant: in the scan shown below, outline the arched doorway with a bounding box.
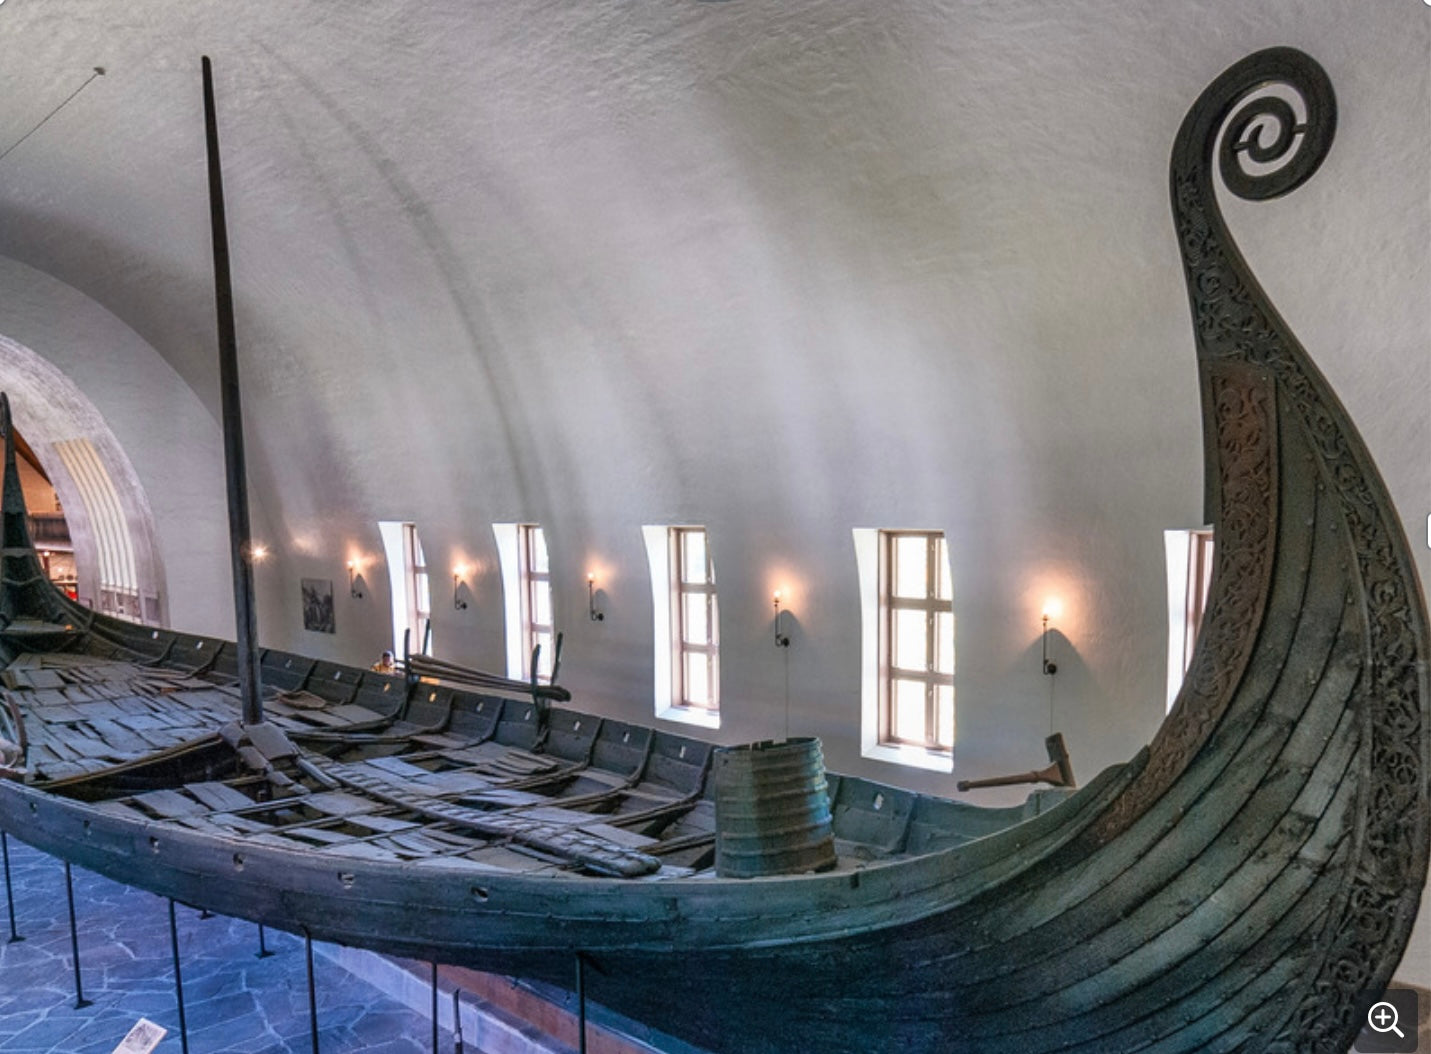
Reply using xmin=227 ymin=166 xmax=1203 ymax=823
xmin=0 ymin=333 xmax=167 ymax=626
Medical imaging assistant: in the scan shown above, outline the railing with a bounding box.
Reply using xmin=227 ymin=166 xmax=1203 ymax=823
xmin=26 ymin=513 xmax=70 ymax=547
xmin=99 ymin=586 xmax=142 ymax=623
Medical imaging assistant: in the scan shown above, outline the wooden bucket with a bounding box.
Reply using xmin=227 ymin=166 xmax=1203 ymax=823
xmin=714 ymin=737 xmax=837 ymax=878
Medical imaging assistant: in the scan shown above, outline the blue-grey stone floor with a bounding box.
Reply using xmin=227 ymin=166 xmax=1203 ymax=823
xmin=0 ymin=835 xmax=452 ymax=1053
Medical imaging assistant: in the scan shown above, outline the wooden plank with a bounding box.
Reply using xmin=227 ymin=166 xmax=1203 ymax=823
xmin=386 ymin=831 xmax=470 ymax=857
xmin=409 ymin=771 xmax=492 ymax=795
xmin=362 ymin=756 xmax=431 ymax=779
xmin=283 ymin=828 xmax=359 ymax=846
xmin=134 ymin=789 xmax=208 ymax=818
xmin=319 ymin=841 xmax=402 ymax=861
xmin=580 ymin=822 xmax=658 ymax=850
xmin=31 ymin=704 xmax=86 ymax=724
xmin=303 ymin=791 xmax=378 ymax=817
xmin=349 ymin=814 xmax=419 ymax=834
xmin=184 ymin=781 xmax=254 ymax=812
xmin=86 ymin=719 xmax=154 ymax=756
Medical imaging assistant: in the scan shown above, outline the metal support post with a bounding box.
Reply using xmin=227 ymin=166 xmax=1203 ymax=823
xmin=305 ymin=931 xmax=319 ymax=1054
xmin=2 ymin=832 xmax=22 ymax=942
xmin=430 ymin=962 xmax=440 ymax=1053
xmin=168 ymin=900 xmax=190 ymax=1054
xmin=452 ymin=989 xmax=465 ymax=1054
xmin=63 ymin=862 xmax=92 ymax=1008
xmin=576 ymin=953 xmax=587 ymax=1054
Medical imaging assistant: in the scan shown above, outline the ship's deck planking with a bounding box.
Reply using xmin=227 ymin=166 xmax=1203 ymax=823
xmin=1 ymin=645 xmax=1062 ymax=885
xmin=0 ymin=46 xmax=1426 ymax=1054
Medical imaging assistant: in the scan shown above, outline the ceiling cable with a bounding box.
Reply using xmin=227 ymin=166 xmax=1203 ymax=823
xmin=0 ymin=66 xmax=105 ymax=166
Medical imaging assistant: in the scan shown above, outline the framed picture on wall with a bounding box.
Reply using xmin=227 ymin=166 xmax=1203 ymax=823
xmin=301 ymin=578 xmax=335 ymax=634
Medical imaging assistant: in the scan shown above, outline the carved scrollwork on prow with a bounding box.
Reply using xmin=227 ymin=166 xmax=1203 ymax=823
xmin=1170 ymin=50 xmax=1337 ymax=373
xmin=1211 ymin=52 xmax=1336 ymax=203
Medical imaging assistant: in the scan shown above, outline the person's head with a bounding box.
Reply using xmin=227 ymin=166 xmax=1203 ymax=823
xmin=381 ymin=650 xmax=394 ymax=663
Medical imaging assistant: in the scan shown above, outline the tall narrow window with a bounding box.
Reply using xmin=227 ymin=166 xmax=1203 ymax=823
xmin=494 ymin=523 xmax=556 ymax=681
xmin=404 ymin=524 xmax=432 ymax=655
xmin=673 ymin=527 xmax=719 ymax=711
xmin=522 ymin=525 xmax=555 ymax=682
xmin=882 ymin=531 xmax=954 ymax=750
xmin=1164 ymin=527 xmax=1214 ymax=711
xmin=379 ymin=521 xmax=431 ymax=659
xmin=854 ymin=528 xmax=954 ymax=771
xmin=642 ymin=525 xmax=720 ymax=728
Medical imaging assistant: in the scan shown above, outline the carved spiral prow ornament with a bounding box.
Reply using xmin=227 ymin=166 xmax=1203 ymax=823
xmin=1171 ymin=49 xmax=1430 ymax=1052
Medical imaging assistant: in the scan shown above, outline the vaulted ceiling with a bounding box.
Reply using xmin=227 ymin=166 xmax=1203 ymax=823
xmin=0 ymin=3 xmax=1425 ymax=808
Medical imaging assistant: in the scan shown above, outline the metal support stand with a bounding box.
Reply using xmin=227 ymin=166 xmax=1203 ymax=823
xmin=2 ymin=832 xmax=22 ymax=942
xmin=305 ymin=932 xmax=319 ymax=1054
xmin=257 ymin=922 xmax=274 ymax=958
xmin=452 ymin=989 xmax=465 ymax=1054
xmin=575 ymin=953 xmax=587 ymax=1054
xmin=430 ymin=961 xmax=439 ymax=1054
xmin=168 ymin=900 xmax=190 ymax=1054
xmin=63 ymin=862 xmax=92 ymax=1009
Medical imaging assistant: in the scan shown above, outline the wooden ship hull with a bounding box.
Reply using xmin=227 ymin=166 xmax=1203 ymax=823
xmin=0 ymin=47 xmax=1426 ymax=1054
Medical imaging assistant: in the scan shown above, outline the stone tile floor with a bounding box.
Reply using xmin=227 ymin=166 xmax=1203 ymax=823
xmin=0 ymin=835 xmax=453 ymax=1053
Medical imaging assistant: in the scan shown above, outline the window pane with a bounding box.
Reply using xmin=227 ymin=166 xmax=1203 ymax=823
xmin=684 ymin=653 xmax=710 ymax=706
xmin=893 ymin=609 xmax=928 ymax=671
xmin=935 ymin=538 xmax=952 ymax=601
xmin=529 ymin=526 xmax=549 ymax=574
xmin=893 ymin=679 xmax=927 ymax=743
xmin=533 ymin=583 xmax=552 ymax=628
xmin=681 ymin=529 xmax=708 ymax=584
xmin=415 ymin=574 xmax=430 ymax=614
xmin=935 ymin=611 xmax=955 ymax=675
xmin=893 ymin=535 xmax=927 ymax=598
xmin=936 ymin=686 xmax=954 ymax=749
xmin=683 ymin=593 xmax=709 ymax=644
xmin=534 ymin=630 xmax=554 ymax=678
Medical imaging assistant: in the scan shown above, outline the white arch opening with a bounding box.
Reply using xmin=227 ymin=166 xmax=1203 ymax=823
xmin=0 ymin=332 xmax=168 ymax=626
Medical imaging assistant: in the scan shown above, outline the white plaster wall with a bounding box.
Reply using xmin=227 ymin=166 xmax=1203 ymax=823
xmin=0 ymin=0 xmax=1425 ymax=987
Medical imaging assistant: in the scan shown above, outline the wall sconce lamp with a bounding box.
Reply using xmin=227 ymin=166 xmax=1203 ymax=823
xmin=453 ymin=565 xmax=468 ymax=610
xmin=773 ymin=590 xmax=790 ymax=648
xmin=1041 ymin=600 xmax=1060 ymax=676
xmin=244 ymin=541 xmax=269 ymax=564
xmin=347 ymin=560 xmax=364 ymax=599
xmin=587 ymin=573 xmax=604 ymax=621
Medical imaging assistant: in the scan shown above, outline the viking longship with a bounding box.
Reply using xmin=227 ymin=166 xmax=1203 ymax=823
xmin=0 ymin=46 xmax=1424 ymax=1054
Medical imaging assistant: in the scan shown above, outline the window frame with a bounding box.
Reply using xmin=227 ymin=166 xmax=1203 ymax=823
xmin=670 ymin=526 xmax=719 ymax=712
xmin=520 ymin=524 xmax=555 ymax=684
xmin=379 ymin=520 xmax=432 ymax=660
xmin=402 ymin=523 xmax=432 ymax=657
xmin=879 ymin=530 xmax=955 ymax=752
xmin=1164 ymin=526 xmax=1214 ymax=712
xmin=642 ymin=524 xmax=721 ymax=729
xmin=853 ymin=527 xmax=955 ymax=772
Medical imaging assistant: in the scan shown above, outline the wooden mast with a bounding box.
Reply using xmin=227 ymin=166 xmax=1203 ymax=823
xmin=202 ymin=56 xmax=263 ymax=727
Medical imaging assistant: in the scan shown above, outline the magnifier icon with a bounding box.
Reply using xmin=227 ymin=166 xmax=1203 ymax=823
xmin=1367 ymin=1000 xmax=1405 ymax=1039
